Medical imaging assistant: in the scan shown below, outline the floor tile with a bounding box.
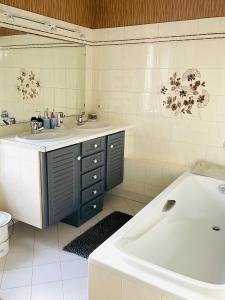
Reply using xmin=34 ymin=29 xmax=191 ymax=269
xmin=63 ymin=277 xmax=88 ymax=300
xmin=0 ymin=194 xmax=136 ymax=299
xmin=33 ymin=248 xmax=59 ymax=266
xmin=59 ymin=250 xmax=82 ymax=263
xmin=31 ymin=281 xmax=63 ymax=300
xmin=61 ymin=258 xmax=88 ymax=280
xmin=104 ymin=194 xmax=133 ymax=215
xmin=13 ymin=222 xmax=34 ymax=236
xmin=5 ymin=250 xmax=33 ymax=270
xmin=0 ymin=286 xmax=31 ymax=300
xmin=34 ymin=236 xmax=59 ymax=251
xmin=34 ymin=225 xmax=58 ymax=250
xmin=58 ymin=231 xmax=81 ymax=249
xmin=58 ymin=222 xmax=81 ymax=237
xmin=32 ymin=263 xmax=61 ymax=285
xmin=0 ymin=270 xmax=3 ymax=284
xmin=95 ymin=208 xmax=114 ymax=221
xmin=125 ymin=199 xmax=146 ymax=214
xmin=1 ymin=267 xmax=32 ymax=289
xmin=9 ymin=236 xmax=34 ymax=253
xmin=0 ymin=256 xmax=7 ymax=271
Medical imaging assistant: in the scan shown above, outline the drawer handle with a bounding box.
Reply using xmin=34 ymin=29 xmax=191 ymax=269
xmin=93 ymin=174 xmax=98 ymax=180
xmin=92 ymin=204 xmax=97 ymax=209
xmin=92 ymin=190 xmax=97 ymax=195
xmin=110 ymin=144 xmax=114 ymax=149
xmin=77 ymin=155 xmax=81 ymax=161
xmin=93 ymin=159 xmax=98 ymax=164
xmin=93 ymin=144 xmax=98 ymax=149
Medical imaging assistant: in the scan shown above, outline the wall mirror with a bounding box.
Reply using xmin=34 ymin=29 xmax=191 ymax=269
xmin=0 ymin=26 xmax=86 ymax=124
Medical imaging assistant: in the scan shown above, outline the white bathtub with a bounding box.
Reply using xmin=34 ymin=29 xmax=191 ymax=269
xmin=89 ymin=173 xmax=225 ymax=300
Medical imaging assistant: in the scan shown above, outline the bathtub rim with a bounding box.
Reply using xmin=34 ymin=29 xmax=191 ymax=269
xmin=115 ymin=172 xmax=225 ymax=289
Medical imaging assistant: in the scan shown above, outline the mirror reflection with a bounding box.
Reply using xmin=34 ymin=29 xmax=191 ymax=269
xmin=0 ymin=27 xmax=85 ymax=123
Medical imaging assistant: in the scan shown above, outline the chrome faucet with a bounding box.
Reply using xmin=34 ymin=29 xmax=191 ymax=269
xmin=1 ymin=110 xmax=16 ymax=125
xmin=75 ymin=112 xmax=86 ymax=126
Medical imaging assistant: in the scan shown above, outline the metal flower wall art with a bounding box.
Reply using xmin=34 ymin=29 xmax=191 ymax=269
xmin=161 ymin=69 xmax=209 ymax=116
xmin=17 ymin=69 xmax=41 ymax=101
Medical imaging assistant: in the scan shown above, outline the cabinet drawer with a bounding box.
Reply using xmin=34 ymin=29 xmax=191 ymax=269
xmin=82 ymin=137 xmax=105 ymax=157
xmin=81 ymin=167 xmax=105 ymax=189
xmin=82 ymin=151 xmax=105 ymax=173
xmin=81 ymin=196 xmax=103 ymax=222
xmin=81 ymin=181 xmax=104 ymax=205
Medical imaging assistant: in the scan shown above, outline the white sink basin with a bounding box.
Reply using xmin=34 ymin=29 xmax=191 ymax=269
xmin=16 ymin=130 xmax=74 ymax=142
xmin=75 ymin=121 xmax=111 ymax=131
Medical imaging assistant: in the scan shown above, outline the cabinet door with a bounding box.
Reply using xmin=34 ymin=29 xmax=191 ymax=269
xmin=106 ymin=131 xmax=125 ymax=191
xmin=46 ymin=144 xmax=81 ymax=225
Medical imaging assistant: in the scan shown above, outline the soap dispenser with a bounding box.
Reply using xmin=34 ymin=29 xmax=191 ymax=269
xmin=43 ymin=108 xmax=50 ymax=129
xmin=36 ymin=111 xmax=44 ymax=128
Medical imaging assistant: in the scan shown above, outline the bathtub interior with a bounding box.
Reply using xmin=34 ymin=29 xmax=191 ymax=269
xmin=117 ymin=174 xmax=225 ymax=285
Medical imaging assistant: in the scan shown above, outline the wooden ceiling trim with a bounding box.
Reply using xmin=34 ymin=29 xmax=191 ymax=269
xmin=1 ymin=0 xmax=225 ymax=29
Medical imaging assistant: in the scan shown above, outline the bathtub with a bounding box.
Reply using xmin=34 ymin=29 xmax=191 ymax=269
xmin=89 ymin=173 xmax=225 ymax=300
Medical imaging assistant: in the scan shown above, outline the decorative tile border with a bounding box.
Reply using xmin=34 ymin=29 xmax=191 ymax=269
xmin=161 ymin=69 xmax=209 ymax=116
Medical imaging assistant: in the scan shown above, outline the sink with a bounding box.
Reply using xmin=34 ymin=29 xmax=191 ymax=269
xmin=16 ymin=129 xmax=74 ymax=142
xmin=75 ymin=121 xmax=111 ymax=131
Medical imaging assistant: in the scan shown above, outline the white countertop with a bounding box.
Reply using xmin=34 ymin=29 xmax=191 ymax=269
xmin=0 ymin=123 xmax=131 ymax=152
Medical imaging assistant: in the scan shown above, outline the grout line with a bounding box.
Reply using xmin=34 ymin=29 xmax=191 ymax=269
xmin=31 ymin=278 xmax=62 ymax=286
xmin=0 ymin=255 xmax=7 ymax=289
xmin=0 ymin=284 xmax=31 ymax=291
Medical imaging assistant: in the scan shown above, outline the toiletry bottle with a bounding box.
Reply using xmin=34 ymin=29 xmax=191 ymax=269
xmin=43 ymin=108 xmax=50 ymax=129
xmin=36 ymin=111 xmax=44 ymax=128
xmin=58 ymin=112 xmax=64 ymax=126
xmin=56 ymin=112 xmax=61 ymax=127
xmin=50 ymin=109 xmax=57 ymax=128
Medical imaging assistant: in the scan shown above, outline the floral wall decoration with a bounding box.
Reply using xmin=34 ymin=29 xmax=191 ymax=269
xmin=160 ymin=69 xmax=209 ymax=116
xmin=17 ymin=69 xmax=41 ymax=101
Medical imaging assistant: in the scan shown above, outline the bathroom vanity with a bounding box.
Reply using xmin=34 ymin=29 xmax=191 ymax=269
xmin=0 ymin=125 xmax=127 ymax=228
xmin=43 ymin=131 xmax=124 ymax=227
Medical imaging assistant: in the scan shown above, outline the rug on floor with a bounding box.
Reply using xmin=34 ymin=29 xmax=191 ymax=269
xmin=63 ymin=211 xmax=132 ymax=258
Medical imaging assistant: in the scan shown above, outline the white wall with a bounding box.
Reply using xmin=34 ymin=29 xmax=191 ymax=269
xmin=90 ymin=18 xmax=225 ymax=202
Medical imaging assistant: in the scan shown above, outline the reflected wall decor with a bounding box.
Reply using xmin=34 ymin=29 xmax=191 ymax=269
xmin=17 ymin=69 xmax=41 ymax=101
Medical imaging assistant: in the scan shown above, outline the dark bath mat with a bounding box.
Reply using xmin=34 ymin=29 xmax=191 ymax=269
xmin=63 ymin=211 xmax=132 ymax=259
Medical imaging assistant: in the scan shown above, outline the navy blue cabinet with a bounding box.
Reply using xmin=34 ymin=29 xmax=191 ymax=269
xmin=42 ymin=131 xmax=125 ymax=227
xmin=106 ymin=131 xmax=125 ymax=191
xmin=46 ymin=144 xmax=81 ymax=225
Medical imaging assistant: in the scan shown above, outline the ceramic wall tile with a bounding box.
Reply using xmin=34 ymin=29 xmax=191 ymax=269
xmin=198 ymin=17 xmax=222 ymax=34
xmin=122 ymin=278 xmax=161 ymax=300
xmin=88 ymin=264 xmax=122 ymax=300
xmin=89 ymin=263 xmax=164 ymax=300
xmin=123 ymin=44 xmax=157 ymax=69
xmin=158 ymin=19 xmax=199 ymax=36
xmin=124 ymin=24 xmax=159 ymax=39
xmin=91 ymin=18 xmax=225 ymax=201
xmin=107 ymin=27 xmax=125 ymax=40
xmin=93 ymin=46 xmax=124 ymax=70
